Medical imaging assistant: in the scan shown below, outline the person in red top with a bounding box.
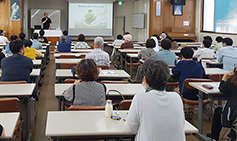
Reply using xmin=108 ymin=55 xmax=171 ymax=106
xmin=121 ymin=34 xmax=134 ymax=49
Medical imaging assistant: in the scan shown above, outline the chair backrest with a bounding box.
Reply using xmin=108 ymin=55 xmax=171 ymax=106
xmin=98 ymin=65 xmax=108 ymax=69
xmin=101 ymin=81 xmax=128 ymax=84
xmin=64 ymin=79 xmax=77 ymax=83
xmin=0 ymin=81 xmax=27 ymax=84
xmin=68 ymin=106 xmax=105 ymax=111
xmin=119 ymin=100 xmax=132 ymax=110
xmin=61 ymin=63 xmax=78 ymax=69
xmin=0 ymin=98 xmax=20 ymax=112
xmin=59 ymin=55 xmax=76 ymax=59
xmin=182 ymin=78 xmax=213 ymax=90
xmin=209 ymin=74 xmax=224 ymax=82
xmin=168 ymin=65 xmax=175 ymax=68
xmin=80 ymin=54 xmax=86 ymax=59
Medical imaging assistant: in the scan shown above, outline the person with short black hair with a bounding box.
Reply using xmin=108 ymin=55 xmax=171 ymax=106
xmin=217 ymin=37 xmax=237 ymax=71
xmin=172 ymin=47 xmax=205 ymax=100
xmin=74 ymin=34 xmax=90 ymax=49
xmin=0 ymin=30 xmax=9 ymax=45
xmin=63 ymin=59 xmax=106 ymax=106
xmin=5 ymin=35 xmax=18 ymax=54
xmin=203 ymin=36 xmax=213 ymax=43
xmin=193 ymin=39 xmax=214 ymax=61
xmin=31 ymin=33 xmax=42 ymax=50
xmin=1 ymin=40 xmax=33 ymax=83
xmin=58 ymin=30 xmax=72 ymax=44
xmin=38 ymin=29 xmax=48 ymax=43
xmin=57 ymin=35 xmax=71 ymax=52
xmin=112 ymin=34 xmax=124 ymax=46
xmin=214 ymin=36 xmax=223 ymax=51
xmin=138 ymin=38 xmax=156 ymax=59
xmin=125 ymin=57 xmax=185 ymax=141
xmin=0 ymin=124 xmax=4 ymax=138
xmin=41 ymin=12 xmax=52 ymax=29
xmin=24 ymin=40 xmax=42 ymax=59
xmin=154 ymin=39 xmax=178 ymax=65
xmin=160 ymin=31 xmax=173 ymax=42
xmin=19 ymin=32 xmax=26 ymax=42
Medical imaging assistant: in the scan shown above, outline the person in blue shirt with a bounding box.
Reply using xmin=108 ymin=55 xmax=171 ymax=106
xmin=154 ymin=39 xmax=178 ymax=65
xmin=172 ymin=47 xmax=205 ymax=100
xmin=31 ymin=33 xmax=43 ymax=50
xmin=5 ymin=35 xmax=18 ymax=54
xmin=57 ymin=35 xmax=71 ymax=52
xmin=19 ymin=32 xmax=26 ymax=42
xmin=1 ymin=40 xmax=33 ymax=83
xmin=217 ymin=38 xmax=237 ymax=71
xmin=58 ymin=30 xmax=72 ymax=44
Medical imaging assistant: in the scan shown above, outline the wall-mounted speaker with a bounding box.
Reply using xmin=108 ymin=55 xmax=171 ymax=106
xmin=171 ymin=0 xmax=186 ymax=5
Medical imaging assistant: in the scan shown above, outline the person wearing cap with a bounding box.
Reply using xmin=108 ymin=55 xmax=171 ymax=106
xmin=57 ymin=35 xmax=71 ymax=52
xmin=121 ymin=34 xmax=134 ymax=49
xmin=85 ymin=37 xmax=110 ymax=67
xmin=0 ymin=30 xmax=9 ymax=45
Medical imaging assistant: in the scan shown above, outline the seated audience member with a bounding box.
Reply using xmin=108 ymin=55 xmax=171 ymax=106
xmin=38 ymin=29 xmax=48 ymax=43
xmin=57 ymin=35 xmax=71 ymax=52
xmin=172 ymin=47 xmax=205 ymax=100
xmin=207 ymin=66 xmax=237 ymax=140
xmin=0 ymin=124 xmax=4 ymax=138
xmin=204 ymin=35 xmax=213 ymax=43
xmin=124 ymin=32 xmax=130 ymax=36
xmin=193 ymin=39 xmax=214 ymax=61
xmin=112 ymin=34 xmax=124 ymax=46
xmin=217 ymin=38 xmax=237 ymax=71
xmin=0 ymin=49 xmax=5 ymax=68
xmin=31 ymin=33 xmax=43 ymax=50
xmin=151 ymin=34 xmax=161 ymax=52
xmin=1 ymin=40 xmax=33 ymax=83
xmin=125 ymin=57 xmax=185 ymax=141
xmin=5 ymin=35 xmax=18 ymax=54
xmin=19 ymin=32 xmax=26 ymax=42
xmin=155 ymin=39 xmax=178 ymax=65
xmin=64 ymin=59 xmax=106 ymax=106
xmin=86 ymin=37 xmax=110 ymax=67
xmin=121 ymin=34 xmax=133 ymax=49
xmin=160 ymin=31 xmax=173 ymax=42
xmin=24 ymin=40 xmax=42 ymax=60
xmin=0 ymin=30 xmax=9 ymax=44
xmin=74 ymin=34 xmax=90 ymax=49
xmin=214 ymin=36 xmax=223 ymax=51
xmin=138 ymin=38 xmax=156 ymax=59
xmin=59 ymin=30 xmax=72 ymax=44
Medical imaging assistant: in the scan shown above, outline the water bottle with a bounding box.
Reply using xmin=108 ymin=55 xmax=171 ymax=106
xmin=105 ymin=100 xmax=113 ymax=118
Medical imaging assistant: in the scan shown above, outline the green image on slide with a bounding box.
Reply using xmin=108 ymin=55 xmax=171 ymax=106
xmin=85 ymin=9 xmax=96 ymax=24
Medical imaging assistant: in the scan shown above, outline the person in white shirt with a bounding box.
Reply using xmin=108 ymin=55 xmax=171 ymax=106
xmin=111 ymin=34 xmax=124 ymax=56
xmin=193 ymin=39 xmax=214 ymax=62
xmin=151 ymin=34 xmax=161 ymax=52
xmin=125 ymin=57 xmax=185 ymax=141
xmin=85 ymin=37 xmax=110 ymax=67
xmin=0 ymin=30 xmax=9 ymax=45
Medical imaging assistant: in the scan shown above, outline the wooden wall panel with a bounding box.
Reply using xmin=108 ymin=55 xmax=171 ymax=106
xmin=0 ymin=0 xmax=22 ymax=39
xmin=149 ymin=0 xmax=196 ymax=38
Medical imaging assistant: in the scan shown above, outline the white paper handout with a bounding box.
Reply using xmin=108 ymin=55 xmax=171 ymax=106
xmin=102 ymin=71 xmax=117 ymax=76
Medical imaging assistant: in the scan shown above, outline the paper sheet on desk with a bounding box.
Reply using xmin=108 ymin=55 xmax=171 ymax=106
xmin=202 ymin=83 xmax=220 ymax=87
xmin=102 ymin=71 xmax=117 ymax=76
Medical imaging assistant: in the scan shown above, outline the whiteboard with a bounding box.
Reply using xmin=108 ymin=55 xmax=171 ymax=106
xmin=31 ymin=9 xmax=61 ymax=29
xmin=132 ymin=13 xmax=145 ymax=29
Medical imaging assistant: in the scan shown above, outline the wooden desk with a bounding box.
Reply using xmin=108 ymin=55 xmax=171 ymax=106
xmin=0 ymin=112 xmax=20 ymax=139
xmin=170 ymin=68 xmax=228 ymax=76
xmin=55 ymin=69 xmax=130 ymax=83
xmin=0 ymin=69 xmax=40 ymax=77
xmin=167 ymin=32 xmax=196 ymax=41
xmin=55 ymin=83 xmax=145 ymax=111
xmin=126 ymin=54 xmax=139 ymax=82
xmin=70 ymin=49 xmax=93 ymax=53
xmin=54 ymin=53 xmax=82 ymax=58
xmin=55 ymin=59 xmax=82 ymax=64
xmin=206 ymin=60 xmax=223 ymax=68
xmin=34 ymin=30 xmax=62 ymax=44
xmin=117 ymin=49 xmax=141 ymax=70
xmin=46 ymin=111 xmax=198 ymax=140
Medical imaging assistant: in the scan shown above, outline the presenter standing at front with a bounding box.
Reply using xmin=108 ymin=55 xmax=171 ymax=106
xmin=41 ymin=12 xmax=52 ymax=29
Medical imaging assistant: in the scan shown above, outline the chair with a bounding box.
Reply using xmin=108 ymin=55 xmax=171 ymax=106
xmin=100 ymin=81 xmax=128 ymax=84
xmin=68 ymin=106 xmax=105 ymax=111
xmin=209 ymin=74 xmax=224 ymax=82
xmin=61 ymin=63 xmax=78 ymax=69
xmin=80 ymin=54 xmax=86 ymax=59
xmin=180 ymin=78 xmax=212 ymax=119
xmin=0 ymin=81 xmax=27 ymax=84
xmin=98 ymin=65 xmax=108 ymax=69
xmin=64 ymin=79 xmax=77 ymax=83
xmin=168 ymin=65 xmax=175 ymax=68
xmin=166 ymin=81 xmax=179 ymax=91
xmin=59 ymin=55 xmax=76 ymax=58
xmin=107 ymin=90 xmax=132 ymax=110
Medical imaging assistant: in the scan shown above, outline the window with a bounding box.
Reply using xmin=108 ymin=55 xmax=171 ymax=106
xmin=203 ymin=0 xmax=237 ymax=34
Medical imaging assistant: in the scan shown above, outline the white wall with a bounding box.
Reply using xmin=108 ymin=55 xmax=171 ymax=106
xmin=195 ymin=0 xmax=237 ymax=46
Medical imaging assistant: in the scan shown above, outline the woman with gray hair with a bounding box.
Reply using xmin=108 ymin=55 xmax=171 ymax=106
xmin=125 ymin=57 xmax=185 ymax=141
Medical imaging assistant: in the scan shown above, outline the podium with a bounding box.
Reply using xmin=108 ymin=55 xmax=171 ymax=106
xmin=34 ymin=30 xmax=62 ymax=44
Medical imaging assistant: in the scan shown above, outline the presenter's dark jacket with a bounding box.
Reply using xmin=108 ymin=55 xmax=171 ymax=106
xmin=1 ymin=54 xmax=33 ymax=83
xmin=41 ymin=17 xmax=52 ymax=29
xmin=57 ymin=41 xmax=71 ymax=52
